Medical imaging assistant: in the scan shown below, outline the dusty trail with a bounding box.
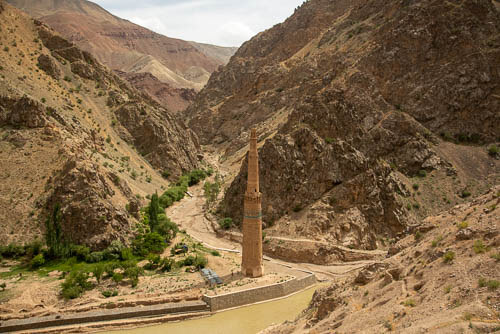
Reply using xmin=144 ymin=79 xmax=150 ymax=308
xmin=165 ymin=182 xmax=382 ymax=280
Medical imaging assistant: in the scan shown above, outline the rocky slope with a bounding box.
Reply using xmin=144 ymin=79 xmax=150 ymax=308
xmin=7 ymin=0 xmax=238 ymax=110
xmin=0 ymin=1 xmax=201 ymax=248
xmin=187 ymin=0 xmax=500 ymax=254
xmin=261 ymin=186 xmax=499 ymax=334
xmin=115 ymin=70 xmax=196 ymax=113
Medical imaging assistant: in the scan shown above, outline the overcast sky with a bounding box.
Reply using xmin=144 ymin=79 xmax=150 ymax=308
xmin=91 ymin=0 xmax=304 ymax=47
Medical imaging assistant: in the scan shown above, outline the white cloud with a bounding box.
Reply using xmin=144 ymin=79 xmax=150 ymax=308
xmin=90 ymin=0 xmax=305 ymax=47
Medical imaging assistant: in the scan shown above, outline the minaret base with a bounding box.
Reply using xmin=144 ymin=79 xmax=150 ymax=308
xmin=242 ymin=265 xmax=264 ymax=278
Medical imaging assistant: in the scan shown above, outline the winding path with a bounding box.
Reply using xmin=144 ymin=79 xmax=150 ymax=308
xmin=166 ymin=183 xmax=386 ymax=281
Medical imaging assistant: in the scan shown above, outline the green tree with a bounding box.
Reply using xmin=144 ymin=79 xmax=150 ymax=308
xmin=45 ymin=204 xmax=68 ymax=259
xmin=148 ymin=192 xmax=160 ymax=233
xmin=156 ymin=214 xmax=178 ymax=242
xmin=203 ymin=174 xmax=221 ymax=206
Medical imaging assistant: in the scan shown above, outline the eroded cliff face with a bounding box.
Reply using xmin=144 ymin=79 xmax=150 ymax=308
xmin=189 ymin=0 xmax=500 ymax=250
xmin=0 ymin=3 xmax=201 ymax=248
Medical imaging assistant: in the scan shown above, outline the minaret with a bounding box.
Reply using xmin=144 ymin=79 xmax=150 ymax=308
xmin=241 ymin=128 xmax=264 ymax=277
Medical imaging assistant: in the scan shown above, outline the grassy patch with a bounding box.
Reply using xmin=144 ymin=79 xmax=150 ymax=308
xmin=473 ymin=240 xmax=488 ymax=254
xmin=443 ymin=251 xmax=455 ymax=264
xmin=478 ymin=278 xmax=499 ymax=290
xmin=431 ymin=236 xmax=443 ymax=248
xmin=403 ymin=299 xmax=416 ymax=307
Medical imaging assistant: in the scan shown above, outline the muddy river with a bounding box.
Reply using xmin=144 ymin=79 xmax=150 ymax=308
xmin=101 ymin=286 xmax=317 ymax=334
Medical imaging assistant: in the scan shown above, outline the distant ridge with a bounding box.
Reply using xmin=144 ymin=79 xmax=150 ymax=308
xmin=7 ymin=0 xmax=238 ymax=111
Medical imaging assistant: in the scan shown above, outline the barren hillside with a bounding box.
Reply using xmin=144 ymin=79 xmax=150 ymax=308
xmin=262 ymin=186 xmax=499 ymax=334
xmin=0 ymin=1 xmax=201 ymax=248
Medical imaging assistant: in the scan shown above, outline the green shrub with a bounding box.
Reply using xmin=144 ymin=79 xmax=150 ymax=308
xmin=104 ymin=263 xmax=118 ymax=278
xmin=24 ymin=240 xmax=43 ymax=258
xmin=443 ymin=251 xmax=455 ymax=264
xmin=218 ymin=217 xmax=233 ymax=230
xmin=102 ymin=240 xmax=125 ymax=261
xmin=120 ymin=248 xmax=133 ymax=261
xmin=146 ymin=253 xmax=161 ymax=270
xmin=211 ymin=250 xmax=221 ymax=257
xmin=403 ymin=299 xmax=416 ymax=307
xmin=0 ymin=283 xmax=6 ymax=291
xmin=161 ymin=170 xmax=170 ymax=179
xmin=414 ymin=231 xmax=422 ymax=241
xmin=124 ymin=265 xmax=143 ymax=287
xmin=193 ymin=255 xmax=208 ymax=269
xmin=490 ymin=253 xmax=500 ymax=261
xmin=85 ymin=251 xmax=104 ymax=263
xmin=62 ymin=285 xmax=82 ymax=299
xmin=488 ymin=145 xmax=498 ymax=157
xmin=431 ymin=236 xmax=443 ymax=248
xmin=473 ymin=240 xmax=487 ymax=254
xmin=0 ymin=243 xmax=26 ymax=258
xmin=160 ymin=258 xmax=174 ymax=272
xmin=293 ymin=205 xmax=303 ymax=213
xmin=182 ymin=255 xmax=196 ymax=267
xmin=412 ymin=183 xmax=419 ymax=190
xmin=325 ymin=137 xmax=334 ymax=144
xmin=187 ymin=169 xmax=207 ymax=186
xmin=461 ymin=190 xmax=471 ymax=198
xmin=418 ymin=170 xmax=427 ymax=178
xmin=478 ymin=278 xmax=499 ymax=290
xmin=70 ymin=245 xmax=90 ymax=261
xmin=102 ymin=290 xmax=117 ymax=298
xmin=112 ymin=272 xmax=123 ymax=284
xmin=30 ymin=254 xmax=45 ymax=269
xmin=92 ymin=263 xmax=105 ymax=283
xmin=458 ymin=221 xmax=468 ymax=230
xmin=61 ymin=271 xmax=92 ymax=300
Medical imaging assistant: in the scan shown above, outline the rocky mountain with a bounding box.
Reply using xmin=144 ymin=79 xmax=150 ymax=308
xmin=262 ymin=186 xmax=499 ymax=334
xmin=6 ymin=0 xmax=238 ymax=111
xmin=0 ymin=1 xmax=201 ymax=248
xmin=186 ymin=0 xmax=499 ymax=255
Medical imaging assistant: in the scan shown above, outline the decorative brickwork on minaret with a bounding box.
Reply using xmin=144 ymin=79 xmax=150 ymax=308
xmin=241 ymin=128 xmax=264 ymax=278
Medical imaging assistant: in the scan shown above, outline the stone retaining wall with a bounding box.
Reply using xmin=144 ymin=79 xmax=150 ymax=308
xmin=202 ymin=272 xmax=316 ymax=312
xmin=0 ymin=301 xmax=208 ymax=333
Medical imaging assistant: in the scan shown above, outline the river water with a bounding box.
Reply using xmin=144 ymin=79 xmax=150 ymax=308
xmin=101 ymin=286 xmax=316 ymax=334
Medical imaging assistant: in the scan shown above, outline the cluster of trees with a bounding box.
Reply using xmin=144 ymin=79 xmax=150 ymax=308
xmin=0 ymin=168 xmax=214 ymax=300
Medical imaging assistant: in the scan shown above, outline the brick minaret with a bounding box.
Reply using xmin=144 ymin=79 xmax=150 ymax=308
xmin=241 ymin=128 xmax=264 ymax=277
